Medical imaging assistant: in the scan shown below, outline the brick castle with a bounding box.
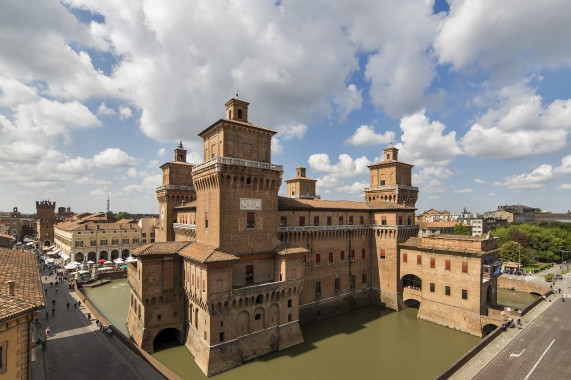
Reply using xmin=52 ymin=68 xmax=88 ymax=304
xmin=126 ymin=98 xmax=502 ymax=376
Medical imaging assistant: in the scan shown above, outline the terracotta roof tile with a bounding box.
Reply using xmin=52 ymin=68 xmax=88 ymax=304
xmin=366 ymin=199 xmax=416 ymax=210
xmin=134 ymin=242 xmax=189 ymax=256
xmin=0 ymin=248 xmax=45 ymax=321
xmin=179 ymin=241 xmax=238 ymax=263
xmin=278 ymin=197 xmax=371 ymax=211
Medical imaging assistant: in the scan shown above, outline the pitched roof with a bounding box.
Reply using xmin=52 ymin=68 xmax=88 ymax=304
xmin=278 ymin=197 xmax=371 ymax=211
xmin=366 ymin=199 xmax=416 ymax=210
xmin=0 ymin=248 xmax=45 ymax=321
xmin=179 ymin=241 xmax=238 ymax=263
xmin=133 ymin=242 xmax=190 ymax=256
xmin=418 ymin=221 xmax=468 ymax=228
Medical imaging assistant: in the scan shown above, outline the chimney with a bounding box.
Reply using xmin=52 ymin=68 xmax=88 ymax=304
xmin=8 ymin=280 xmax=15 ymax=296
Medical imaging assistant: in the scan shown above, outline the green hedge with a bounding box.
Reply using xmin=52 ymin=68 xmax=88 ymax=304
xmin=545 ymin=273 xmax=554 ymax=282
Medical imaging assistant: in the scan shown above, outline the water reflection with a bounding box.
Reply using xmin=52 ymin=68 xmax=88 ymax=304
xmin=86 ymin=279 xmax=480 ymax=380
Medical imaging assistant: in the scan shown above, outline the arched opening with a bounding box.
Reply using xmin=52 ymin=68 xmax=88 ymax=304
xmin=403 ymin=299 xmax=420 ymax=309
xmin=486 ymin=285 xmax=492 ymax=306
xmin=153 ymin=328 xmax=182 ymax=352
xmin=122 ymin=249 xmax=130 ymax=259
xmin=43 ymin=240 xmax=51 ymax=247
xmin=238 ymin=109 xmax=243 ymax=119
xmin=530 ymin=292 xmax=542 ymax=297
xmin=75 ymin=252 xmax=84 ymax=262
xmin=482 ymin=324 xmax=498 ymax=336
xmin=88 ymin=251 xmax=96 ymax=262
xmin=99 ymin=251 xmax=108 ymax=261
xmin=402 ymin=274 xmax=422 ymax=291
xmin=111 ymin=250 xmax=119 ymax=260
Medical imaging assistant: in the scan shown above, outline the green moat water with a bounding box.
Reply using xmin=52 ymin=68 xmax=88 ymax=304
xmin=497 ymin=287 xmax=540 ymax=309
xmin=85 ymin=279 xmax=487 ymax=379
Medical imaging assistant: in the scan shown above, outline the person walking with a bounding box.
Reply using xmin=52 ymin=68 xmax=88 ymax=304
xmin=52 ymin=307 xmax=55 ymax=316
xmin=41 ymin=339 xmax=47 ymax=351
xmin=67 ymin=302 xmax=70 ymax=310
xmin=73 ymin=301 xmax=77 ymax=309
xmin=45 ymin=327 xmax=50 ymax=336
xmin=45 ymin=311 xmax=49 ymax=320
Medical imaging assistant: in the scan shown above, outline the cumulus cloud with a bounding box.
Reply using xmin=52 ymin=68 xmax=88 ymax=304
xmin=93 ymin=148 xmax=137 ymax=168
xmin=308 ymin=153 xmax=370 ymax=178
xmin=278 ymin=123 xmax=308 ymax=140
xmin=461 ymin=85 xmax=571 ymax=159
xmin=397 ymin=111 xmax=462 ymax=167
xmin=119 ymin=106 xmax=133 ymax=120
xmin=337 ymin=180 xmax=369 ymax=194
xmin=157 ymin=148 xmax=166 ymax=157
xmin=271 ymin=137 xmax=283 ymax=155
xmin=474 ymin=178 xmax=486 ymax=184
xmin=98 ymin=102 xmax=116 ymax=116
xmin=454 ymin=188 xmax=474 ymax=194
xmin=333 ymin=83 xmax=363 ymax=120
xmin=554 ymin=154 xmax=571 ymax=174
xmin=494 ymin=164 xmax=554 ymax=190
xmin=345 ymin=125 xmax=395 ymax=146
xmin=435 ymin=0 xmax=571 ymax=79
xmin=557 ymin=184 xmax=571 ymax=190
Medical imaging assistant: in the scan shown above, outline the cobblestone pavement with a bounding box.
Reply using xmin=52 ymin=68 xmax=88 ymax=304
xmin=32 ymin=261 xmax=165 ymax=380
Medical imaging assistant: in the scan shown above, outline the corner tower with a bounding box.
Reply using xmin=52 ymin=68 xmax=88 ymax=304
xmin=365 ymin=146 xmax=418 ymax=207
xmin=191 ymin=98 xmax=283 ymax=253
xmin=285 ymin=167 xmax=319 ymax=199
xmin=156 ymin=142 xmax=196 ymax=242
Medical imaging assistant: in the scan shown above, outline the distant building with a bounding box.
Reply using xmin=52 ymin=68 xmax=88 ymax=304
xmin=0 ymin=247 xmax=45 ymax=379
xmin=418 ymin=221 xmax=472 ymax=237
xmin=36 ymin=201 xmax=56 ymax=247
xmin=534 ymin=212 xmax=571 ymax=225
xmin=0 ymin=233 xmax=15 ymax=248
xmin=53 ymin=212 xmax=142 ymax=263
xmin=496 ymin=205 xmax=535 ymax=224
xmin=0 ymin=207 xmax=23 ymax=242
xmin=419 ymin=209 xmax=458 ymax=222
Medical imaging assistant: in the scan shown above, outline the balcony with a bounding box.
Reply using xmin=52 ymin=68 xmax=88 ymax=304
xmin=278 ymin=224 xmax=419 ymax=233
xmin=191 ymin=156 xmax=283 ymax=174
xmin=363 ymin=184 xmax=419 ymax=192
xmin=156 ymin=184 xmax=195 ymax=192
xmin=173 ymin=223 xmax=196 ymax=231
xmin=229 ymin=278 xmax=302 ymax=299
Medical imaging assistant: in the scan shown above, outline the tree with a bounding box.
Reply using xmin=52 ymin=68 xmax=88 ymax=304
xmin=500 ymin=241 xmax=521 ymax=263
xmin=454 ymin=223 xmax=470 ymax=235
xmin=115 ymin=211 xmax=133 ymax=220
xmin=509 ymin=230 xmax=528 ymax=248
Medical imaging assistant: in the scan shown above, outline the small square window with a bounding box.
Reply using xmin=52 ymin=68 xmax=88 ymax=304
xmin=299 ymin=216 xmax=305 ymax=226
xmin=247 ymin=212 xmax=255 ymax=229
xmin=288 ymin=299 xmax=292 ymax=308
xmin=462 ymin=289 xmax=468 ymax=299
xmin=328 ymin=252 xmax=333 ymax=264
xmin=340 ymin=251 xmax=345 ymax=261
xmin=417 ymin=255 xmax=422 ymax=265
xmin=445 ymin=286 xmax=451 ymax=296
xmin=462 ymin=262 xmax=468 ymax=273
xmin=316 ymin=253 xmax=321 ymax=266
xmin=314 ymin=216 xmax=319 ymax=226
xmin=430 ymin=283 xmax=435 ymax=292
xmin=380 ymin=249 xmax=386 ymax=260
xmin=445 ymin=260 xmax=451 ymax=270
xmin=403 ymin=253 xmax=408 ymax=263
xmin=327 ymin=216 xmax=332 ymax=225
xmin=430 ymin=258 xmax=435 ymax=268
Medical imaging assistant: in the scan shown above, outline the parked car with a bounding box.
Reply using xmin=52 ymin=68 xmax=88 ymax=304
xmin=555 ymin=274 xmax=563 ymax=279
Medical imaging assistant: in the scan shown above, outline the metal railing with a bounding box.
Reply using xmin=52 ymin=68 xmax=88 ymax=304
xmin=191 ymin=156 xmax=283 ymax=174
xmin=278 ymin=224 xmax=419 ymax=233
xmin=155 ymin=184 xmax=195 ymax=192
xmin=363 ymin=184 xmax=418 ymax=192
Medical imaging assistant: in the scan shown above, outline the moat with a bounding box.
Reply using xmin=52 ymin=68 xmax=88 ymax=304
xmin=83 ymin=279 xmax=536 ymax=379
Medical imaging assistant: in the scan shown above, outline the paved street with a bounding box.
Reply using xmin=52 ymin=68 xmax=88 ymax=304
xmin=473 ymin=270 xmax=570 ymax=380
xmin=32 ymin=262 xmax=164 ymax=380
xmin=451 ymin=267 xmax=570 ymax=380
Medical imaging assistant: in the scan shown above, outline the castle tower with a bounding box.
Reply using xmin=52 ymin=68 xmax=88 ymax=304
xmin=156 ymin=141 xmax=196 ymax=242
xmin=192 ymin=98 xmax=282 ymax=253
xmin=366 ymin=146 xmax=419 ymax=311
xmin=285 ymin=167 xmax=318 ymax=199
xmin=36 ymin=201 xmax=56 ymax=247
xmin=365 ymin=146 xmax=418 ymax=207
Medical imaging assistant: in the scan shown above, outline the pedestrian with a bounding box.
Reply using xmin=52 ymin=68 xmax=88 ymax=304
xmin=41 ymin=339 xmax=47 ymax=351
xmin=44 ymin=289 xmax=48 ymax=295
xmin=78 ymin=300 xmax=82 ymax=308
xmin=45 ymin=327 xmax=50 ymax=336
xmin=67 ymin=302 xmax=70 ymax=309
xmin=87 ymin=313 xmax=91 ymax=320
xmin=45 ymin=311 xmax=49 ymax=320
xmin=73 ymin=301 xmax=77 ymax=308
xmin=96 ymin=319 xmax=99 ymax=326
xmin=52 ymin=308 xmax=55 ymax=316
xmin=55 ymin=286 xmax=58 ymax=293
xmin=50 ymin=282 xmax=53 ymax=287
xmin=52 ymin=299 xmax=55 ymax=306
xmin=99 ymin=322 xmax=103 ymax=331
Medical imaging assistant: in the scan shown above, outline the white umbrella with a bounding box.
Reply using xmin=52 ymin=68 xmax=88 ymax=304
xmin=125 ymin=257 xmax=137 ymax=262
xmin=69 ymin=261 xmax=81 ymax=266
xmin=87 ymin=260 xmax=95 ymax=264
xmin=104 ymin=261 xmax=112 ymax=265
xmin=114 ymin=258 xmax=124 ymax=264
xmin=64 ymin=263 xmax=78 ymax=270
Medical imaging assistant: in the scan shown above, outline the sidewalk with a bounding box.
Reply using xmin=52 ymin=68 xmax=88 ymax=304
xmin=449 ymin=292 xmax=558 ymax=380
xmin=32 ymin=264 xmax=164 ymax=380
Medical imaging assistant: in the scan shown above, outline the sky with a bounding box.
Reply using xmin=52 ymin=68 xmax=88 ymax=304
xmin=1 ymin=0 xmax=571 ymax=215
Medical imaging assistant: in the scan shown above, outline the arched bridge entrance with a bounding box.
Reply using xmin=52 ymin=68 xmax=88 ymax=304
xmin=153 ymin=327 xmax=183 ymax=352
xmin=402 ymin=274 xmax=422 ymax=305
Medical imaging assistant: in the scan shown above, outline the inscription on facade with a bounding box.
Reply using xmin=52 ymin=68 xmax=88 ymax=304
xmin=240 ymin=198 xmax=262 ymax=210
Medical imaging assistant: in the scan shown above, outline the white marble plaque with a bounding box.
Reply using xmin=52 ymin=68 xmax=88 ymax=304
xmin=240 ymin=198 xmax=262 ymax=210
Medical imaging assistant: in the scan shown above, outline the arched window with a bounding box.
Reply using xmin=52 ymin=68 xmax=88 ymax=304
xmin=238 ymin=109 xmax=243 ymax=119
xmin=228 ymin=110 xmax=232 ymax=119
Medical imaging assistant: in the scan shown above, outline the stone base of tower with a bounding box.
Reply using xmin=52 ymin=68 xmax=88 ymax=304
xmin=417 ymin=300 xmax=483 ymax=337
xmin=379 ymin=289 xmax=403 ymax=311
xmin=298 ymin=289 xmax=370 ymax=325
xmin=187 ymin=321 xmax=304 ymax=377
